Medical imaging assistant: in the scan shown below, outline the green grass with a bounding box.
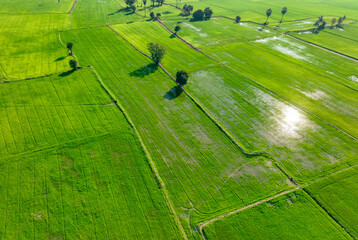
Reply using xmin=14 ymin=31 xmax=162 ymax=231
xmin=305 ymin=166 xmax=358 ymax=238
xmin=60 ymin=26 xmax=291 ymax=236
xmin=204 ymin=38 xmax=358 ymax=139
xmin=111 ymin=21 xmax=217 ymax=75
xmin=0 ymin=14 xmax=71 ymax=79
xmin=71 ymin=0 xmax=142 ymax=28
xmin=164 ymin=18 xmax=274 ymax=48
xmin=0 ymin=68 xmax=127 ymax=157
xmin=202 ymin=190 xmax=351 ymax=240
xmin=0 ymin=0 xmax=74 ymax=13
xmin=0 ymin=132 xmax=182 ymax=239
xmin=291 ymin=23 xmax=358 ymax=59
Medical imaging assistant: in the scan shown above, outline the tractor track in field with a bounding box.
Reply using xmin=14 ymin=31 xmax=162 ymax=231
xmin=286 ymin=34 xmax=358 ymax=62
xmin=199 ymin=187 xmax=300 ymax=239
xmin=157 ymin=19 xmax=358 ymax=142
xmin=68 ymin=0 xmax=78 ymax=14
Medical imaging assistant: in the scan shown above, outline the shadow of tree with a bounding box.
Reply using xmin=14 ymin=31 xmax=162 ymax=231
xmin=108 ymin=8 xmax=130 ymax=16
xmin=130 ymin=63 xmax=158 ymax=78
xmin=164 ymin=86 xmax=183 ymax=100
xmin=169 ymin=34 xmax=176 ymax=38
xmin=59 ymin=70 xmax=75 ymax=77
xmin=162 ymin=11 xmax=173 ymax=15
xmin=54 ymin=56 xmax=67 ymax=62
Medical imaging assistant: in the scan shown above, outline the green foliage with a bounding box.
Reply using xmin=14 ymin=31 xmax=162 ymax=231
xmin=204 ymin=7 xmax=213 ymax=19
xmin=66 ymin=42 xmax=73 ymax=55
xmin=235 ymin=16 xmax=241 ymax=23
xmin=176 ymin=70 xmax=188 ymax=85
xmin=69 ymin=59 xmax=78 ymax=70
xmin=147 ymin=42 xmax=166 ymax=64
xmin=150 ymin=11 xmax=155 ymax=19
xmin=193 ymin=9 xmax=204 ymax=21
xmin=174 ymin=25 xmax=181 ymax=33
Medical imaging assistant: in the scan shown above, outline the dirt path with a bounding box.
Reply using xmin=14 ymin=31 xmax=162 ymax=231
xmin=68 ymin=0 xmax=78 ymax=14
xmin=199 ymin=187 xmax=300 ymax=239
xmin=287 ymin=34 xmax=358 ymax=62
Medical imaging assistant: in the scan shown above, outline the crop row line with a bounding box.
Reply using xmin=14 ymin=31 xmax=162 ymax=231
xmin=87 ymin=64 xmax=189 ymax=240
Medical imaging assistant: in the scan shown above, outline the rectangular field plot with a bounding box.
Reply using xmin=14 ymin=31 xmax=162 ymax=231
xmin=187 ymin=66 xmax=358 ymax=182
xmin=111 ymin=21 xmax=216 ymax=75
xmin=164 ymin=18 xmax=274 ymax=48
xmin=305 ymin=166 xmax=358 ymax=238
xmin=0 ymin=14 xmax=71 ymax=79
xmin=0 ymin=68 xmax=128 ymax=157
xmin=204 ymin=38 xmax=358 ymax=138
xmin=60 ymin=26 xmax=292 ymax=234
xmin=0 ymin=0 xmax=74 ymax=13
xmin=71 ymin=0 xmax=142 ymax=29
xmin=0 ymin=132 xmax=182 ymax=240
xmin=202 ymin=190 xmax=351 ymax=240
xmin=291 ymin=23 xmax=358 ymax=59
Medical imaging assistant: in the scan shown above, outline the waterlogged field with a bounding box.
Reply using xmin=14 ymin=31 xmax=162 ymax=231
xmin=291 ymin=23 xmax=358 ymax=59
xmin=0 ymin=14 xmax=71 ymax=79
xmin=202 ymin=190 xmax=351 ymax=240
xmin=164 ymin=18 xmax=274 ymax=48
xmin=60 ymin=26 xmax=292 ymax=235
xmin=204 ymin=38 xmax=358 ymax=138
xmin=306 ymin=167 xmax=358 ymax=238
xmin=187 ymin=66 xmax=358 ymax=182
xmin=1 ymin=0 xmax=358 ymax=239
xmin=0 ymin=68 xmax=126 ymax=156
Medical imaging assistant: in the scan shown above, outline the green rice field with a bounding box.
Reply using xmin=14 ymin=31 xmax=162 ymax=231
xmin=0 ymin=0 xmax=357 ymax=239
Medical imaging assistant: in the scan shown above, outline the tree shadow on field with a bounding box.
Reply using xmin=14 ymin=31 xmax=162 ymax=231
xmin=108 ymin=8 xmax=128 ymax=16
xmin=130 ymin=63 xmax=158 ymax=78
xmin=54 ymin=56 xmax=67 ymax=62
xmin=164 ymin=86 xmax=183 ymax=100
xmin=169 ymin=34 xmax=176 ymax=38
xmin=59 ymin=70 xmax=75 ymax=77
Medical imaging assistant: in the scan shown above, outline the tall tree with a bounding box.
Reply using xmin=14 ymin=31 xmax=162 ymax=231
xmin=265 ymin=9 xmax=272 ymax=25
xmin=176 ymin=70 xmax=189 ymax=85
xmin=280 ymin=7 xmax=287 ymax=23
xmin=147 ymin=42 xmax=166 ymax=64
xmin=331 ymin=18 xmax=336 ymax=28
xmin=66 ymin=42 xmax=73 ymax=55
xmin=143 ymin=0 xmax=147 ymax=16
xmin=174 ymin=25 xmax=181 ymax=34
xmin=150 ymin=11 xmax=155 ymax=20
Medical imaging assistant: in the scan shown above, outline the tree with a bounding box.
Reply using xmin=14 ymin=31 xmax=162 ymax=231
xmin=66 ymin=42 xmax=73 ymax=55
xmin=318 ymin=16 xmax=323 ymax=23
xmin=174 ymin=25 xmax=181 ymax=34
xmin=150 ymin=11 xmax=155 ymax=20
xmin=204 ymin=7 xmax=213 ymax=20
xmin=331 ymin=18 xmax=336 ymax=28
xmin=150 ymin=0 xmax=155 ymax=6
xmin=69 ymin=59 xmax=77 ymax=70
xmin=193 ymin=9 xmax=204 ymax=21
xmin=130 ymin=4 xmax=136 ymax=13
xmin=235 ymin=16 xmax=241 ymax=23
xmin=125 ymin=0 xmax=135 ymax=7
xmin=147 ymin=42 xmax=166 ymax=64
xmin=156 ymin=12 xmax=161 ymax=19
xmin=183 ymin=4 xmax=193 ymax=15
xmin=280 ymin=7 xmax=287 ymax=23
xmin=143 ymin=0 xmax=147 ymax=16
xmin=265 ymin=9 xmax=272 ymax=25
xmin=176 ymin=70 xmax=189 ymax=85
xmin=313 ymin=20 xmax=320 ymax=28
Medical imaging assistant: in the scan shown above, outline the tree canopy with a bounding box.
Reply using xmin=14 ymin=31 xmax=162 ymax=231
xmin=147 ymin=42 xmax=166 ymax=64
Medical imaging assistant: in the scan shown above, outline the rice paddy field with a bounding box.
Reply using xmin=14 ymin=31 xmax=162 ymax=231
xmin=0 ymin=0 xmax=357 ymax=239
